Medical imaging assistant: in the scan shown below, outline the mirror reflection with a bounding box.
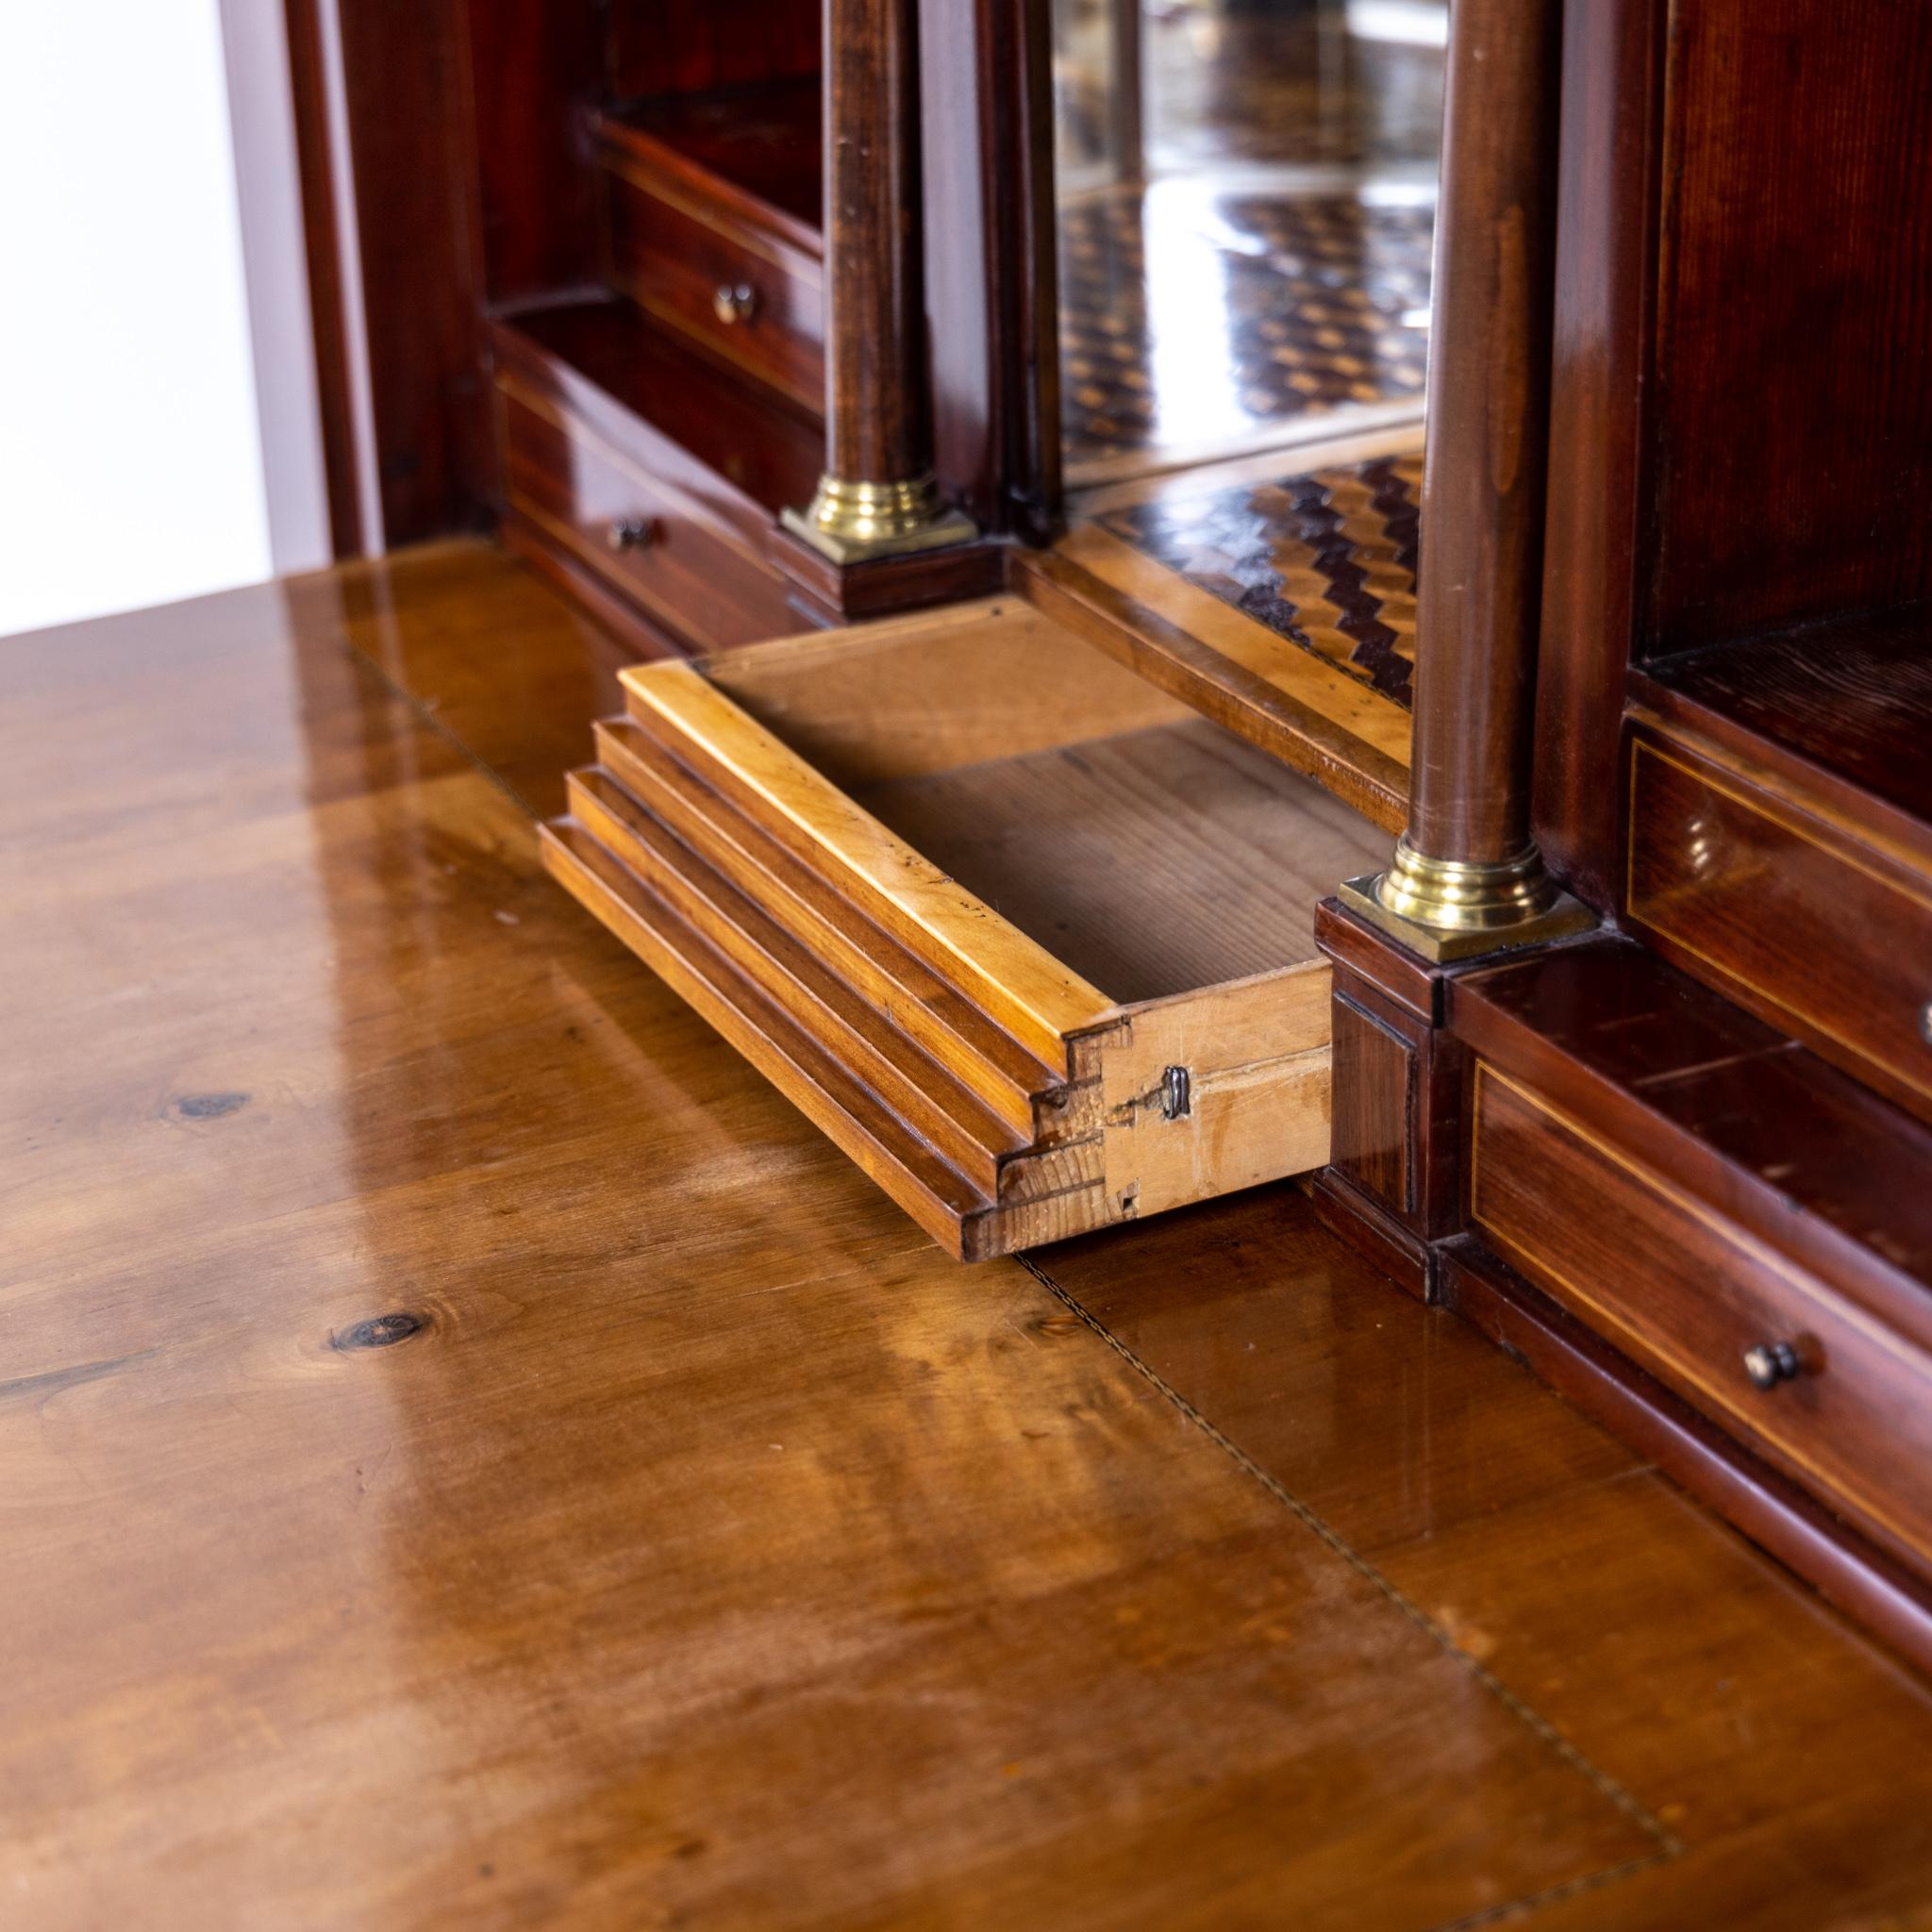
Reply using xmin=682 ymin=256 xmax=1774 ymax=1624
xmin=1052 ymin=0 xmax=1445 ymax=485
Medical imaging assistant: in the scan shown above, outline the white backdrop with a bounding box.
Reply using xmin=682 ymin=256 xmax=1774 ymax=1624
xmin=0 ymin=1 xmax=278 ymax=637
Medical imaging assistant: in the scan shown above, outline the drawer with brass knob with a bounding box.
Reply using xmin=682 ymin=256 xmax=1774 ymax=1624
xmin=1470 ymin=1060 xmax=1932 ymax=1573
xmin=711 ymin=283 xmax=759 ymax=327
xmin=495 ymin=381 xmax=797 ymax=652
xmin=606 ymin=515 xmax=658 ymax=553
xmin=591 ymin=112 xmax=824 ymax=415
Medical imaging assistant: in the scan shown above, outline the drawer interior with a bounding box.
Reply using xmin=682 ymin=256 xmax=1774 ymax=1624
xmin=542 ymin=594 xmax=1391 ymax=1258
xmin=707 ymin=603 xmax=1385 ymax=1002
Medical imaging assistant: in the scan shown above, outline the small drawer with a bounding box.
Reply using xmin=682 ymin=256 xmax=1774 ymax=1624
xmin=1625 ymin=724 xmax=1932 ymax=1126
xmin=542 ymin=595 xmax=1392 ymax=1259
xmin=496 ymin=384 xmax=796 ymax=652
xmin=1471 ymin=1061 xmax=1932 ymax=1570
xmin=600 ymin=162 xmax=824 ymax=416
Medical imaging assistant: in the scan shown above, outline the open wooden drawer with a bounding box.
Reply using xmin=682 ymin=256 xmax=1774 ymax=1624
xmin=541 ymin=596 xmax=1389 ymax=1258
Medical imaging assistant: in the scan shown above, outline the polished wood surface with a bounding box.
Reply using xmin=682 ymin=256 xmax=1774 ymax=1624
xmin=595 ymin=112 xmax=825 ymax=417
xmin=1407 ymin=0 xmax=1561 ymax=865
xmin=496 ymin=386 xmax=800 ymax=652
xmin=8 ymin=542 xmax=1932 ymax=1924
xmin=919 ymin=0 xmax=1063 ymax=544
xmin=1644 ymin=0 xmax=1932 ymax=654
xmin=283 ymin=0 xmax=370 ymax=556
xmin=1447 ymin=937 xmax=1932 ymax=1637
xmin=598 ymin=81 xmax=823 ymax=233
xmin=463 ymin=0 xmax=603 ymax=305
xmin=1041 ymin=1197 xmax=1932 ymax=1931
xmin=488 ymin=303 xmax=821 ymax=655
xmin=1099 ymin=451 xmax=1423 ymax=708
xmin=1313 ymin=896 xmax=1470 ymax=1295
xmin=1470 ymin=1063 xmax=1932 ymax=1574
xmin=292 ymin=0 xmax=495 ymax=546
xmin=1623 ymin=719 xmax=1932 ymax=1128
xmin=821 ymin=0 xmax=934 ymax=490
xmin=602 ymin=0 xmax=819 ymax=99
xmin=1529 ymin=0 xmax=1661 ymax=913
xmin=1635 ymin=608 xmax=1932 ymax=845
xmin=1329 ymin=995 xmax=1412 ymax=1216
xmin=1442 ymin=1233 xmax=1932 ymax=1705
xmin=1449 ymin=941 xmax=1932 ymax=1323
xmin=490 ymin=304 xmax=823 ymax=525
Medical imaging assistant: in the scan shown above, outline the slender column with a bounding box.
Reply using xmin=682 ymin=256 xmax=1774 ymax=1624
xmin=784 ymin=0 xmax=975 ymax=563
xmin=1341 ymin=0 xmax=1591 ymax=960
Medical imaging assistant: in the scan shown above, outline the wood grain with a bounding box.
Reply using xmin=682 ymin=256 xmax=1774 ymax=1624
xmin=1531 ymin=0 xmax=1663 ymax=911
xmin=1624 ymin=724 xmax=1932 ymax=1126
xmin=1330 ymin=994 xmax=1413 ymax=1216
xmin=850 ymin=718 xmax=1385 ymax=1004
xmin=1449 ymin=940 xmax=1932 ymax=1334
xmin=10 ymin=543 xmax=1932 ymax=1926
xmin=1405 ymin=0 xmax=1561 ymax=865
xmin=620 ymin=658 xmax=1117 ymax=1068
xmin=706 ymin=596 xmax=1192 ymax=782
xmin=1470 ymin=1064 xmax=1932 ymax=1573
xmin=1633 ymin=608 xmax=1932 ymax=858
xmin=496 ymin=383 xmax=799 ymax=652
xmin=555 ymin=594 xmax=1370 ymax=1254
xmin=1035 ymin=1192 xmax=1932 ymax=1930
xmin=597 ymin=144 xmax=825 ymax=416
xmin=1645 ymin=0 xmax=1932 ymax=652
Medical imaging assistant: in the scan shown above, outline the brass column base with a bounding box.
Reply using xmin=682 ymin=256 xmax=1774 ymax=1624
xmin=782 ymin=473 xmax=978 ymax=566
xmin=1339 ymin=837 xmax=1596 ymax=963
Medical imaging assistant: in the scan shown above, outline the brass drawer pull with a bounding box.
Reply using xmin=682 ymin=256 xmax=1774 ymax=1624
xmin=1919 ymin=1000 xmax=1932 ymax=1046
xmin=712 ymin=282 xmax=759 ymax=326
xmin=1742 ymin=1340 xmax=1802 ymax=1391
xmin=607 ymin=516 xmax=658 ymax=553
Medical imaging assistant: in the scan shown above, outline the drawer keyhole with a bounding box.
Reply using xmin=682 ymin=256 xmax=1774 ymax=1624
xmin=713 ymin=282 xmax=759 ymax=326
xmin=1742 ymin=1340 xmax=1802 ymax=1391
xmin=607 ymin=516 xmax=657 ymax=553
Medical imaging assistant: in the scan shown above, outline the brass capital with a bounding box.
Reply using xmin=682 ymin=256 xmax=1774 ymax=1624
xmin=1338 ymin=837 xmax=1596 ymax=963
xmin=781 ymin=473 xmax=977 ymax=565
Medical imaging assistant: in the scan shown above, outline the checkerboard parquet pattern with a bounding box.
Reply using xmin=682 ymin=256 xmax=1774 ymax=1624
xmin=1059 ymin=191 xmax=1434 ymax=467
xmin=1103 ymin=454 xmax=1424 ymax=709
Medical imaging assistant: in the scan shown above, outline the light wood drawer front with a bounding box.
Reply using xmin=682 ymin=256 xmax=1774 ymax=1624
xmin=1472 ymin=1062 xmax=1932 ymax=1571
xmin=544 ymin=597 xmax=1390 ymax=1257
xmin=498 ymin=388 xmax=794 ymax=651
xmin=603 ymin=171 xmax=823 ymax=415
xmin=1626 ymin=728 xmax=1932 ymax=1125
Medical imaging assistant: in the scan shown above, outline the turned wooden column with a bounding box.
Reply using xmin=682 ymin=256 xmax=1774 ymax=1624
xmin=784 ymin=0 xmax=975 ymax=563
xmin=1342 ymin=0 xmax=1590 ymax=959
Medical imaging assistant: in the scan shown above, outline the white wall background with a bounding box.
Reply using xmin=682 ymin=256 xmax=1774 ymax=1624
xmin=0 ymin=1 xmax=277 ymax=638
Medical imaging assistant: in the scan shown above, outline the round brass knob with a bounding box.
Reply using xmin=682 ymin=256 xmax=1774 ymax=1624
xmin=607 ymin=516 xmax=656 ymax=552
xmin=1742 ymin=1340 xmax=1801 ymax=1391
xmin=712 ymin=282 xmax=758 ymax=325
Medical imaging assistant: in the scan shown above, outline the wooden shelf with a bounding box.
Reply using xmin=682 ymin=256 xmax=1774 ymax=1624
xmin=1633 ymin=609 xmax=1932 ymax=865
xmin=542 ymin=595 xmax=1387 ymax=1257
xmin=595 ymin=81 xmax=824 ymax=242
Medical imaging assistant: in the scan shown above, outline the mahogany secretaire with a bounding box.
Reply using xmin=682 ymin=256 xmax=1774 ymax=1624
xmin=295 ymin=0 xmax=1932 ymax=1673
